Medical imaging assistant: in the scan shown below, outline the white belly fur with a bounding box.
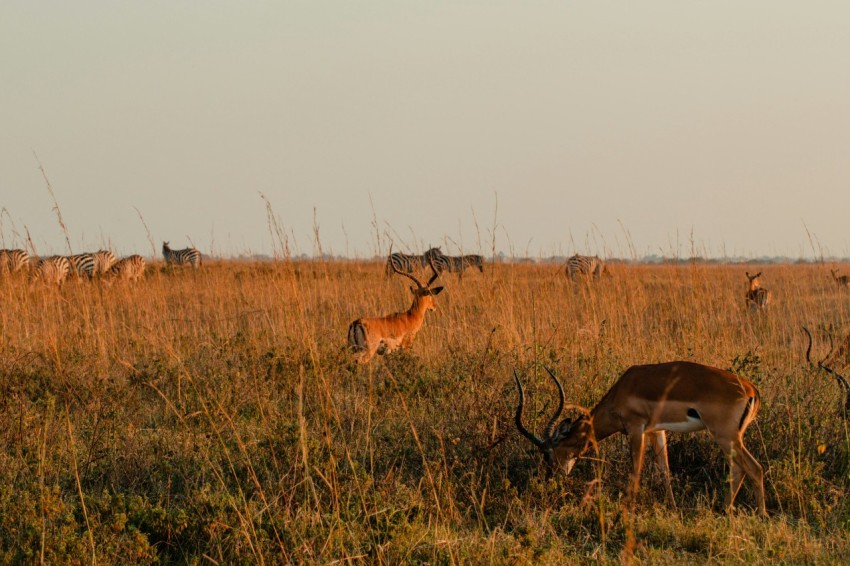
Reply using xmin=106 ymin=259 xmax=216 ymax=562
xmin=648 ymin=416 xmax=706 ymax=433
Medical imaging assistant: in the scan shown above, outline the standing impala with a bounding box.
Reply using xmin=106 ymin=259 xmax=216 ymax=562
xmin=831 ymin=269 xmax=850 ymax=290
xmin=348 ymin=259 xmax=444 ymax=363
xmin=745 ymin=271 xmax=771 ymax=310
xmin=514 ymin=363 xmax=766 ymax=515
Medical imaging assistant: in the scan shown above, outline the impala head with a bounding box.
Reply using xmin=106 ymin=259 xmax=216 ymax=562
xmin=746 ymin=271 xmax=762 ymax=290
xmin=390 ymin=251 xmax=444 ymax=307
xmin=514 ymin=368 xmax=593 ymax=474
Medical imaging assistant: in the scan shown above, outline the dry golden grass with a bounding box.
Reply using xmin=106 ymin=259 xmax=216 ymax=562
xmin=0 ymin=259 xmax=848 ymax=563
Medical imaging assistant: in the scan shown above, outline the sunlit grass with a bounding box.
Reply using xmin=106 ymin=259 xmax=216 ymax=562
xmin=0 ymin=260 xmax=848 ymax=563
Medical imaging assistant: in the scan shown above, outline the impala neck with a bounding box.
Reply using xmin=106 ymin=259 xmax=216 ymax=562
xmin=407 ymin=294 xmax=431 ymax=319
xmin=587 ymin=399 xmax=625 ymax=442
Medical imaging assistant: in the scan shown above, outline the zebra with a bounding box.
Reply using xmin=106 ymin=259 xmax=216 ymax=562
xmin=91 ymin=250 xmax=117 ymax=275
xmin=745 ymin=271 xmax=771 ymax=310
xmin=430 ymin=253 xmax=484 ymax=278
xmin=66 ymin=253 xmax=97 ymax=279
xmin=162 ymin=241 xmax=202 ymax=268
xmin=386 ymin=246 xmax=442 ymax=276
xmin=566 ymin=254 xmax=607 ymax=280
xmin=107 ymin=255 xmax=146 ymax=283
xmin=30 ymin=256 xmax=71 ymax=286
xmin=0 ymin=249 xmax=30 ymax=275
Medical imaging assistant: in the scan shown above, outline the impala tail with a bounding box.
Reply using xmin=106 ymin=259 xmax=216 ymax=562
xmin=348 ymin=320 xmax=367 ymax=353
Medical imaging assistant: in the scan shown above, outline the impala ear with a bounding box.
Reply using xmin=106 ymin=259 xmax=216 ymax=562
xmin=552 ymin=418 xmax=573 ymax=440
xmin=430 ymin=286 xmax=444 ymax=296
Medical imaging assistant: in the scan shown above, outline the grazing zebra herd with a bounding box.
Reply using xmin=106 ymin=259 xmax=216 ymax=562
xmin=386 ymin=247 xmax=484 ymax=279
xmin=0 ymin=241 xmax=202 ymax=286
xmin=385 ymin=246 xmax=442 ymax=275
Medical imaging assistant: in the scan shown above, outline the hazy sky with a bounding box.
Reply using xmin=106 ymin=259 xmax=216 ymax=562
xmin=3 ymin=2 xmax=850 ymax=259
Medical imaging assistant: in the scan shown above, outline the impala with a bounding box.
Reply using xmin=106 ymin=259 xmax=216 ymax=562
xmin=514 ymin=363 xmax=766 ymax=515
xmin=831 ymin=269 xmax=850 ymax=290
xmin=745 ymin=271 xmax=771 ymax=310
xmin=802 ymin=326 xmax=850 ymax=418
xmin=348 ymin=258 xmax=444 ymax=363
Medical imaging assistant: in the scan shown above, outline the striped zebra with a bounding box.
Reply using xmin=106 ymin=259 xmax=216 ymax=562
xmin=431 ymin=253 xmax=484 ymax=278
xmin=745 ymin=271 xmax=771 ymax=310
xmin=0 ymin=249 xmax=30 ymax=275
xmin=565 ymin=254 xmax=607 ymax=280
xmin=386 ymin=246 xmax=442 ymax=275
xmin=66 ymin=253 xmax=97 ymax=279
xmin=163 ymin=241 xmax=202 ymax=268
xmin=107 ymin=255 xmax=146 ymax=283
xmin=66 ymin=250 xmax=118 ymax=279
xmin=30 ymin=256 xmax=71 ymax=286
xmin=92 ymin=250 xmax=117 ymax=275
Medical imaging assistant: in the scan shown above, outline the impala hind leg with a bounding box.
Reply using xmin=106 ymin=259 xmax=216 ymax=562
xmin=720 ymin=436 xmax=766 ymax=515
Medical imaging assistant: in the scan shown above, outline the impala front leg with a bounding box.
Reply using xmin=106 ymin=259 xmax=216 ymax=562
xmin=401 ymin=331 xmax=417 ymax=349
xmin=626 ymin=428 xmax=647 ymax=508
xmin=649 ymin=431 xmax=676 ymax=506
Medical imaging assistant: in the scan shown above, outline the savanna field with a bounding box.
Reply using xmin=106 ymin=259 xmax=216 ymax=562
xmin=1 ymin=260 xmax=849 ymax=564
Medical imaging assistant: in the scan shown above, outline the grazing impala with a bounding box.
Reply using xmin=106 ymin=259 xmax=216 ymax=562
xmin=514 ymin=363 xmax=766 ymax=515
xmin=745 ymin=271 xmax=771 ymax=310
xmin=348 ymin=258 xmax=444 ymax=363
xmin=831 ymin=269 xmax=850 ymax=290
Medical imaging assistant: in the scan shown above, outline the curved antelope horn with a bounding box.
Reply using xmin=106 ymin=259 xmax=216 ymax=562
xmin=513 ymin=370 xmax=547 ymax=449
xmin=425 ymin=249 xmax=441 ymax=288
xmin=390 ymin=254 xmax=425 ymax=290
xmin=802 ymin=326 xmax=814 ymax=364
xmin=802 ymin=326 xmax=850 ymax=405
xmin=823 ymin=331 xmax=836 ymax=367
xmin=746 ymin=271 xmax=751 ymax=279
xmin=816 ymin=331 xmax=850 ymax=412
xmin=543 ymin=367 xmax=566 ymax=439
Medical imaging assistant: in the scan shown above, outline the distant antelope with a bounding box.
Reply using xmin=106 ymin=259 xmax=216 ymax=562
xmin=30 ymin=256 xmax=71 ymax=286
xmin=162 ymin=241 xmax=202 ymax=268
xmin=514 ymin=363 xmax=765 ymax=515
xmin=745 ymin=271 xmax=771 ymax=310
xmin=831 ymin=269 xmax=850 ymax=289
xmin=566 ymin=255 xmax=608 ymax=280
xmin=0 ymin=249 xmax=29 ymax=275
xmin=106 ymin=255 xmax=146 ymax=283
xmin=349 ymin=257 xmax=444 ymax=363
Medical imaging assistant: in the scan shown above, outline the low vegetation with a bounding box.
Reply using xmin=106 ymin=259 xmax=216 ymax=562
xmin=0 ymin=260 xmax=848 ymax=563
